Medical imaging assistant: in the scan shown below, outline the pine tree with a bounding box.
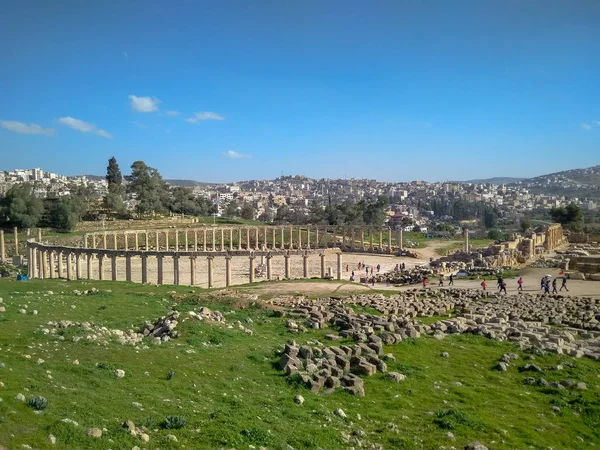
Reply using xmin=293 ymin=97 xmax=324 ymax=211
xmin=104 ymin=157 xmax=125 ymax=214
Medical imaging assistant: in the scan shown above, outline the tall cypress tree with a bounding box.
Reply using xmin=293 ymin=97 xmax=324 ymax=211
xmin=104 ymin=156 xmax=125 ymax=214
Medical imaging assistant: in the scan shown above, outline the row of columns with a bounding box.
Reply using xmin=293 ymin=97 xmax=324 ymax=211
xmin=27 ymin=244 xmax=344 ymax=287
xmin=1 ymin=227 xmax=44 ymax=262
xmin=85 ymin=227 xmax=404 ymax=253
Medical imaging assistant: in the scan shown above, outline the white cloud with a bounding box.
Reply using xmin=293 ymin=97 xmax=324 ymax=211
xmin=581 ymin=123 xmax=592 ymax=130
xmin=596 ymin=121 xmax=600 ymax=126
xmin=0 ymin=120 xmax=55 ymax=136
xmin=186 ymin=111 xmax=225 ymax=123
xmin=129 ymin=95 xmax=160 ymax=112
xmin=131 ymin=121 xmax=147 ymax=129
xmin=223 ymin=150 xmax=250 ymax=159
xmin=57 ymin=116 xmax=112 ymax=138
xmin=165 ymin=110 xmax=180 ymax=116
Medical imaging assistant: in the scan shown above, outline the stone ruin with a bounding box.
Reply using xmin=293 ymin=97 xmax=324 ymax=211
xmin=271 ymin=289 xmax=600 ymax=396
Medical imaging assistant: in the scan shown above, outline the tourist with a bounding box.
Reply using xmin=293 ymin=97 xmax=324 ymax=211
xmin=481 ymin=280 xmax=487 ymax=291
xmin=517 ymin=277 xmax=523 ymax=291
xmin=358 ymin=262 xmax=361 ymax=270
xmin=500 ymin=280 xmax=507 ymax=295
xmin=422 ymin=278 xmax=427 ymax=288
xmin=560 ymin=276 xmax=569 ymax=292
xmin=540 ymin=277 xmax=546 ymax=290
xmin=346 ymin=264 xmax=349 ymax=272
xmin=350 ymin=274 xmax=355 ymax=282
xmin=376 ymin=264 xmax=381 ymax=273
xmin=439 ymin=275 xmax=444 ymax=286
xmin=552 ymin=278 xmax=558 ymax=294
xmin=371 ymin=277 xmax=375 ymax=286
xmin=386 ymin=278 xmax=390 ymax=287
xmin=543 ymin=280 xmax=550 ymax=294
xmin=497 ymin=277 xmax=503 ymax=291
xmin=449 ymin=274 xmax=454 ymax=286
xmin=370 ymin=267 xmax=374 ymax=275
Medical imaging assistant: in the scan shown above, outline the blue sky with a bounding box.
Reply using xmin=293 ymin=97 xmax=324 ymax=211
xmin=1 ymin=0 xmax=599 ymax=182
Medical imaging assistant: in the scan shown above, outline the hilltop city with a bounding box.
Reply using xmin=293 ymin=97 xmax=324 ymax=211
xmin=1 ymin=165 xmax=599 ymax=234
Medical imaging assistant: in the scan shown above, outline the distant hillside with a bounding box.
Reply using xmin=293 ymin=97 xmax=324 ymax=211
xmin=165 ymin=179 xmax=217 ymax=187
xmin=509 ymin=165 xmax=600 ymax=198
xmin=465 ymin=177 xmax=525 ymax=185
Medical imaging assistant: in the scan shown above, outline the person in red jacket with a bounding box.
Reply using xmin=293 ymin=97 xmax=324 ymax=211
xmin=422 ymin=278 xmax=427 ymax=288
xmin=481 ymin=280 xmax=487 ymax=291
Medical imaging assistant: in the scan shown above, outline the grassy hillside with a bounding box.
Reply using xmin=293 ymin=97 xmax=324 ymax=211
xmin=0 ymin=279 xmax=598 ymax=449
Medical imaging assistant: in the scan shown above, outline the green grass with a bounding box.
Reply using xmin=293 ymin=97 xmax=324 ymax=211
xmin=0 ymin=278 xmax=598 ymax=449
xmin=437 ymin=239 xmax=495 ymax=255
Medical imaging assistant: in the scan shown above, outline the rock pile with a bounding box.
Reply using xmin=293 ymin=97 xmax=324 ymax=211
xmin=279 ymin=341 xmax=395 ymax=396
xmin=141 ymin=311 xmax=180 ymax=342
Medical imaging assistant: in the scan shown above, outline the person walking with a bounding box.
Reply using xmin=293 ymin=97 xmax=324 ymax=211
xmin=346 ymin=264 xmax=349 ymax=272
xmin=540 ymin=277 xmax=546 ymax=291
xmin=500 ymin=280 xmax=507 ymax=295
xmin=439 ymin=275 xmax=444 ymax=286
xmin=481 ymin=280 xmax=487 ymax=291
xmin=517 ymin=277 xmax=524 ymax=291
xmin=422 ymin=278 xmax=427 ymax=288
xmin=497 ymin=277 xmax=503 ymax=291
xmin=376 ymin=264 xmax=381 ymax=273
xmin=449 ymin=274 xmax=454 ymax=286
xmin=543 ymin=279 xmax=550 ymax=294
xmin=386 ymin=278 xmax=390 ymax=287
xmin=552 ymin=278 xmax=558 ymax=294
xmin=560 ymin=276 xmax=569 ymax=292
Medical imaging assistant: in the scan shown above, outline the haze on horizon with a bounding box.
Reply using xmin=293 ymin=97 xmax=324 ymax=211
xmin=1 ymin=0 xmax=599 ymax=183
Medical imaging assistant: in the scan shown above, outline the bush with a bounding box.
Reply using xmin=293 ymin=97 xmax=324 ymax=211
xmin=162 ymin=415 xmax=187 ymax=429
xmin=27 ymin=396 xmax=49 ymax=411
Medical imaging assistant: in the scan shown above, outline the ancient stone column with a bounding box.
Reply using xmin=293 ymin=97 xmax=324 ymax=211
xmin=65 ymin=253 xmax=73 ymax=280
xmin=387 ymin=228 xmax=392 ymax=253
xmin=155 ymin=231 xmax=160 ymax=251
xmin=298 ymin=228 xmax=303 ymax=249
xmin=98 ymin=254 xmax=105 ymax=281
xmin=272 ymin=228 xmax=276 ymax=249
xmin=141 ymin=255 xmax=148 ymax=284
xmin=86 ymin=253 xmax=93 ymax=279
xmin=126 ymin=255 xmax=133 ymax=282
xmin=75 ymin=253 xmax=81 ymax=280
xmin=361 ymin=229 xmax=365 ymax=250
xmin=203 ymin=229 xmax=207 ymax=251
xmin=212 ymin=229 xmax=217 ymax=252
xmin=463 ymin=228 xmax=469 ymax=252
xmin=113 ymin=233 xmax=118 ymax=250
xmin=225 ymin=255 xmax=232 ymax=287
xmin=315 ymin=228 xmax=319 ymax=249
xmin=190 ymin=256 xmax=196 ymax=285
xmin=37 ymin=228 xmax=42 ymax=242
xmin=83 ymin=233 xmax=88 ymax=249
xmin=173 ymin=255 xmax=180 ymax=285
xmin=369 ymin=230 xmax=374 ymax=251
xmin=194 ymin=230 xmax=198 ymax=251
xmin=41 ymin=249 xmax=48 ymax=279
xmin=175 ymin=229 xmax=180 ymax=250
xmin=49 ymin=251 xmax=55 ymax=278
xmin=111 ymin=254 xmax=118 ymax=281
xmin=165 ymin=230 xmax=170 ymax=250
xmin=246 ymin=228 xmax=250 ymax=250
xmin=254 ymin=228 xmax=259 ymax=250
xmin=263 ymin=228 xmax=268 ymax=249
xmin=237 ymin=228 xmax=242 ymax=251
xmin=249 ymin=255 xmax=255 ymax=283
xmin=145 ymin=231 xmax=149 ymax=251
xmin=157 ymin=255 xmax=164 ymax=285
xmin=103 ymin=233 xmax=107 ymax=249
xmin=266 ymin=254 xmax=272 ymax=280
xmin=229 ymin=229 xmax=234 ymax=251
xmin=185 ymin=230 xmax=189 ymax=251
xmin=306 ymin=229 xmax=311 ymax=249
xmin=57 ymin=251 xmax=64 ymax=278
xmin=0 ymin=230 xmax=5 ymax=261
xmin=379 ymin=231 xmax=383 ymax=251
xmin=280 ymin=227 xmax=285 ymax=250
xmin=31 ymin=245 xmax=38 ymax=278
xmin=398 ymin=229 xmax=403 ymax=250
xmin=207 ymin=256 xmax=214 ymax=288
xmin=13 ymin=226 xmax=19 ymax=255
xmin=320 ymin=253 xmax=326 ymax=278
xmin=134 ymin=233 xmax=139 ymax=251
xmin=289 ymin=227 xmax=294 ymax=250
xmin=337 ymin=253 xmax=343 ymax=280
xmin=303 ymin=254 xmax=309 ymax=278
xmin=124 ymin=233 xmax=129 ymax=251
xmin=221 ymin=229 xmax=225 ymax=251
xmin=284 ymin=254 xmax=291 ymax=278
xmin=92 ymin=234 xmax=97 ymax=249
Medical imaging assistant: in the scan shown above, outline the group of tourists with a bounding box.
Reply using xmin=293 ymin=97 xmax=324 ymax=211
xmin=540 ymin=275 xmax=569 ymax=294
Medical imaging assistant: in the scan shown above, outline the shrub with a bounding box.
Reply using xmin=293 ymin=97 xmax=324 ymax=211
xmin=27 ymin=396 xmax=48 ymax=411
xmin=162 ymin=415 xmax=187 ymax=429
